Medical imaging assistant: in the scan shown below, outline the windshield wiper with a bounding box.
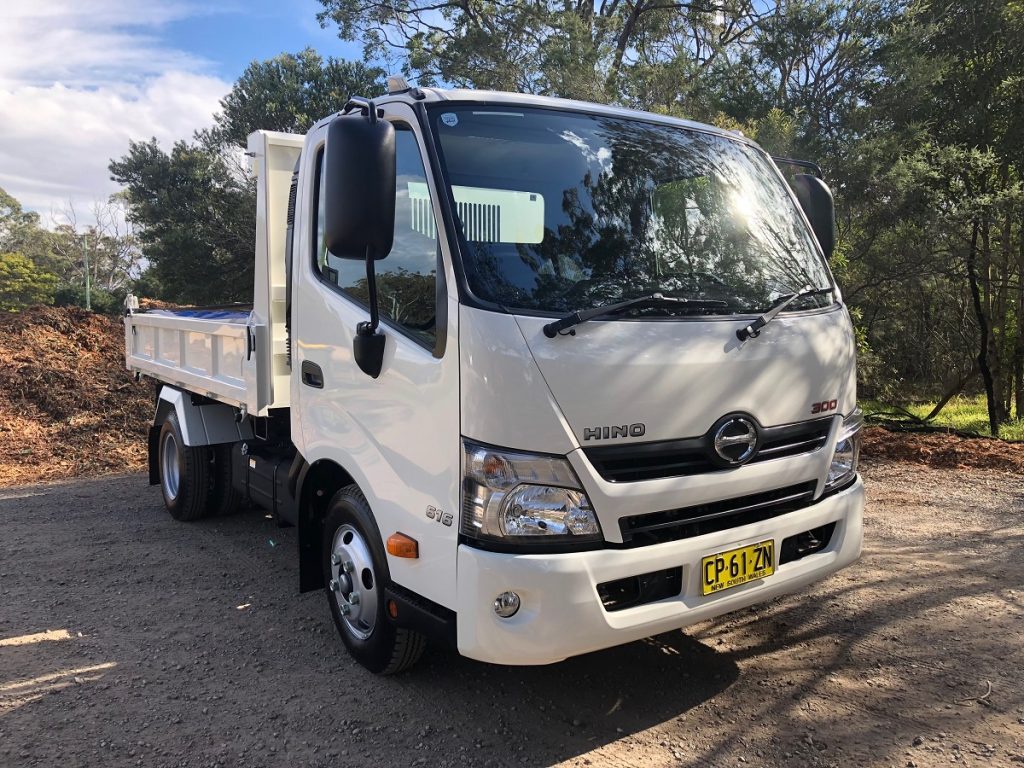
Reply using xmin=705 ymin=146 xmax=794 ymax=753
xmin=736 ymin=286 xmax=834 ymax=342
xmin=543 ymin=293 xmax=729 ymax=338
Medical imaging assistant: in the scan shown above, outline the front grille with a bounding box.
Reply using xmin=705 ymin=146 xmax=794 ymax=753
xmin=617 ymin=481 xmax=818 ymax=547
xmin=585 ymin=418 xmax=831 ymax=483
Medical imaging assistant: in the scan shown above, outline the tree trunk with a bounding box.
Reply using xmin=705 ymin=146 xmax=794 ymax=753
xmin=966 ymin=219 xmax=1000 ymax=437
xmin=1016 ymin=236 xmax=1024 ymax=420
xmin=980 ymin=217 xmax=1007 ymax=423
xmin=922 ymin=364 xmax=978 ymax=422
xmin=605 ymin=0 xmax=644 ymax=93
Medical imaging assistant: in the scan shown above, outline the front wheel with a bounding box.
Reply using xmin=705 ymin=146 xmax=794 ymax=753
xmin=322 ymin=486 xmax=425 ymax=674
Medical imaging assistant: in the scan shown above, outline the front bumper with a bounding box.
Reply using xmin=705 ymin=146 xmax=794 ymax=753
xmin=456 ymin=477 xmax=864 ymax=665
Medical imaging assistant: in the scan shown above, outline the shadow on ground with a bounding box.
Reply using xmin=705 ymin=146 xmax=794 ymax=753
xmin=1 ymin=470 xmax=1022 ymax=768
xmin=0 ymin=474 xmax=738 ymax=767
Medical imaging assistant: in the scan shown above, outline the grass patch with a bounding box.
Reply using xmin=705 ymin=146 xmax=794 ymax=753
xmin=862 ymin=395 xmax=1024 ymax=440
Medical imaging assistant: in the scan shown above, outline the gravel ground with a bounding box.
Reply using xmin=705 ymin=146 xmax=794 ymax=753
xmin=1 ymin=461 xmax=1023 ymax=768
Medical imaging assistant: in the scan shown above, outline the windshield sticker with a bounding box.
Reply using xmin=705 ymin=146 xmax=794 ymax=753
xmin=440 ymin=112 xmax=459 ymax=127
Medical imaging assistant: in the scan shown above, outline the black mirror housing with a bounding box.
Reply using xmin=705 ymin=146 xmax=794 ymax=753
xmin=353 ymin=322 xmax=386 ymax=378
xmin=791 ymin=174 xmax=836 ymax=260
xmin=323 ymin=112 xmax=396 ymax=260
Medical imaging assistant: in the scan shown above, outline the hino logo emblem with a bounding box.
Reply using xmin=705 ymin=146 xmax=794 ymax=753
xmin=712 ymin=417 xmax=759 ymax=465
xmin=583 ymin=423 xmax=646 ymax=441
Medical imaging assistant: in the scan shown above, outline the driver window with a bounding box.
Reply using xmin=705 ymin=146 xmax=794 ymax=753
xmin=315 ymin=124 xmax=439 ymax=347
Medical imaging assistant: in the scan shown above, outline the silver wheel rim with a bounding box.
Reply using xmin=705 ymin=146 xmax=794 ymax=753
xmin=160 ymin=430 xmax=180 ymax=501
xmin=329 ymin=524 xmax=378 ymax=640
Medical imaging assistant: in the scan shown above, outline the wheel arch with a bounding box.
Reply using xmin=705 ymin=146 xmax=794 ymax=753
xmin=152 ymin=386 xmax=254 ymax=447
xmin=297 ymin=458 xmax=358 ymax=593
xmin=149 ymin=386 xmax=254 ymax=486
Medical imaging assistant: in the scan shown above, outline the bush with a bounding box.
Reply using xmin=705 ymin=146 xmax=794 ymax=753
xmin=53 ymin=284 xmax=124 ymax=315
xmin=0 ymin=252 xmax=57 ymax=311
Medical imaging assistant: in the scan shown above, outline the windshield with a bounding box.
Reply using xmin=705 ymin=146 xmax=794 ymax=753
xmin=429 ymin=106 xmax=833 ymax=316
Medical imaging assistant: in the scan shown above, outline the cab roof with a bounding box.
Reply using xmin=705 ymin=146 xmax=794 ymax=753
xmin=310 ymin=86 xmax=755 ymax=150
xmin=413 ymin=88 xmax=746 ymax=144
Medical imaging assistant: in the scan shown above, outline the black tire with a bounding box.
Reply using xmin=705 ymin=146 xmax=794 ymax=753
xmin=322 ymin=485 xmax=426 ymax=674
xmin=208 ymin=443 xmax=244 ymax=517
xmin=157 ymin=410 xmax=212 ymax=522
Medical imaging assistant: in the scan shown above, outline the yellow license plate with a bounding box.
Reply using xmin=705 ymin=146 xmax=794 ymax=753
xmin=700 ymin=540 xmax=775 ymax=596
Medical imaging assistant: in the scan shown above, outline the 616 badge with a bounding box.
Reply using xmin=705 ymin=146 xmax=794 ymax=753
xmin=426 ymin=505 xmax=453 ymax=527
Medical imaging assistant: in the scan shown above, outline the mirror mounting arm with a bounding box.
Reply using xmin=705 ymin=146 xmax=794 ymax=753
xmin=354 ymin=245 xmax=386 ymax=379
xmin=361 ymin=247 xmax=381 ymax=333
xmin=352 ymin=246 xmax=385 ymax=378
xmin=344 ymin=97 xmax=381 ymax=124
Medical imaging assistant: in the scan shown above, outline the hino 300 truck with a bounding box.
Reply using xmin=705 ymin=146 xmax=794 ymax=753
xmin=125 ymin=81 xmax=864 ymax=674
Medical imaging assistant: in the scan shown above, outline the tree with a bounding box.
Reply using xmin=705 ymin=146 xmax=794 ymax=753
xmin=0 ymin=252 xmax=57 ymax=311
xmin=50 ymin=196 xmax=144 ymax=295
xmin=827 ymin=0 xmax=1024 ymax=435
xmin=317 ymin=0 xmax=772 ymax=108
xmin=0 ymin=187 xmax=55 ymax=272
xmin=202 ymin=49 xmax=385 ymax=149
xmin=111 ymin=50 xmax=384 ymax=306
xmin=103 ymin=8 xmax=1024 ymax=436
xmin=110 ymin=139 xmax=256 ymax=305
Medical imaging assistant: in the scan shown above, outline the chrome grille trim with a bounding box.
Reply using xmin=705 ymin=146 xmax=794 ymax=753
xmin=585 ymin=417 xmax=832 ymax=483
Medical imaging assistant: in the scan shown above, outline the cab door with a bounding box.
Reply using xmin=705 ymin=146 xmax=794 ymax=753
xmin=291 ymin=103 xmax=461 ymax=609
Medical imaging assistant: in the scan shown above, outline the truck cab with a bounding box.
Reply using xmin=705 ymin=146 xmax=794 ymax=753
xmin=126 ymin=84 xmax=864 ymax=674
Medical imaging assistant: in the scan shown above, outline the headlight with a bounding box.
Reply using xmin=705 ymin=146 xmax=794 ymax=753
xmin=462 ymin=440 xmax=602 ymax=548
xmin=825 ymin=409 xmax=863 ymax=490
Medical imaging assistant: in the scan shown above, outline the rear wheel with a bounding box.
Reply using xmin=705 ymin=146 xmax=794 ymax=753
xmin=322 ymin=486 xmax=426 ymax=674
xmin=158 ymin=410 xmax=212 ymax=522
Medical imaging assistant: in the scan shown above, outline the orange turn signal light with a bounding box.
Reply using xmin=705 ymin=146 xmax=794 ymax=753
xmin=386 ymin=532 xmax=419 ymax=559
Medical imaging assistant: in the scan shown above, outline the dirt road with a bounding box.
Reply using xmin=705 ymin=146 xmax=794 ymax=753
xmin=1 ymin=461 xmax=1023 ymax=768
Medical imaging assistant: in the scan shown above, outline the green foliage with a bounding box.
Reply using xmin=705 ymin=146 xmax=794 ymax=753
xmin=1 ymin=187 xmax=143 ymax=311
xmin=201 ymin=49 xmax=385 ymax=150
xmin=0 ymin=188 xmax=56 ymax=271
xmin=109 ymin=139 xmax=256 ymax=306
xmin=837 ymin=0 xmax=1024 ymax=434
xmin=101 ymin=3 xmax=1024 ymax=437
xmin=863 ymin=396 xmax=1024 ymax=441
xmin=53 ymin=284 xmax=122 ymax=315
xmin=317 ymin=0 xmax=777 ymax=110
xmin=112 ymin=50 xmax=383 ymax=306
xmin=0 ymin=252 xmax=57 ymax=311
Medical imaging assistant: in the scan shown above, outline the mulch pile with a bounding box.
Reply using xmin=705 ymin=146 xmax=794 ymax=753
xmin=2 ymin=307 xmax=1023 ymax=487
xmin=862 ymin=425 xmax=1024 ymax=473
xmin=0 ymin=307 xmax=151 ymax=486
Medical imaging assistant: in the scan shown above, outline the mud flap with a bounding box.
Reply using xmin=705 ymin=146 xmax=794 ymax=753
xmin=147 ymin=424 xmax=161 ymax=485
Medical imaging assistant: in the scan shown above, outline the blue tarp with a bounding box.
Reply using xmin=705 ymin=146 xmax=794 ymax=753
xmin=146 ymin=308 xmax=251 ymax=323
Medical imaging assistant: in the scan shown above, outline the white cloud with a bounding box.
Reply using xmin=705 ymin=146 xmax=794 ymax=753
xmin=0 ymin=1 xmax=230 ymax=221
xmin=0 ymin=1 xmax=206 ymax=89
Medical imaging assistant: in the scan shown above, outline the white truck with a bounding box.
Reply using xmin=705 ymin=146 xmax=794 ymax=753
xmin=125 ymin=81 xmax=864 ymax=674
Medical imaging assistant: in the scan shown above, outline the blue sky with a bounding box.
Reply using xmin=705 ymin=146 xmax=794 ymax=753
xmin=0 ymin=0 xmax=383 ymax=224
xmin=161 ymin=0 xmax=366 ymax=81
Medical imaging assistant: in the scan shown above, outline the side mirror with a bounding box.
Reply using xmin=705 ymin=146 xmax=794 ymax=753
xmin=791 ymin=174 xmax=835 ymax=260
xmin=323 ymin=100 xmax=396 ymax=379
xmin=324 ymin=108 xmax=396 ymax=260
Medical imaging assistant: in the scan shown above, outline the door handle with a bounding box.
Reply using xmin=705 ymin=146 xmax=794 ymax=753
xmin=301 ymin=361 xmax=324 ymax=388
